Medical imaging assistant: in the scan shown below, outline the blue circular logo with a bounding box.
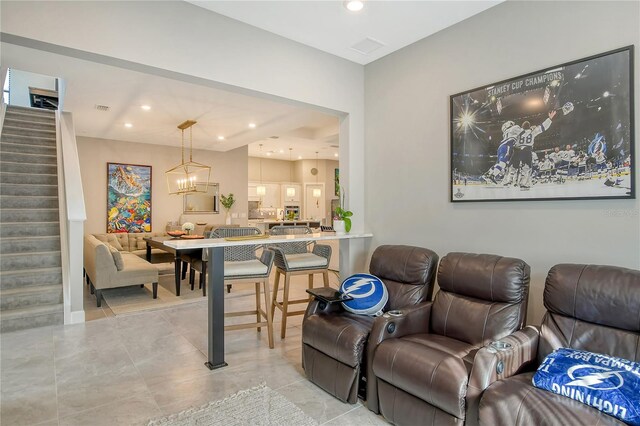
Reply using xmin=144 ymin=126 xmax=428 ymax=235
xmin=340 ymin=273 xmax=388 ymax=316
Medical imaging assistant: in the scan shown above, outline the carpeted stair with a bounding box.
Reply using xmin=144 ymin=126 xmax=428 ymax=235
xmin=0 ymin=105 xmax=64 ymax=333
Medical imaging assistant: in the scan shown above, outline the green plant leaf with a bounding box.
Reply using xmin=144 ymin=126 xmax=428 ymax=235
xmin=344 ymin=217 xmax=352 ymax=232
xmin=343 ymin=211 xmax=353 ymax=217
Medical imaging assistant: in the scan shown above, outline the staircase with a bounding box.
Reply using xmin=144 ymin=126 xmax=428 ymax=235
xmin=0 ymin=105 xmax=64 ymax=333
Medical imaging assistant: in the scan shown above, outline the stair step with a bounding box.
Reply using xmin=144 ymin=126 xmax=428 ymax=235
xmin=0 ymin=304 xmax=64 ymax=333
xmin=0 ymin=161 xmax=57 ymax=175
xmin=6 ymin=105 xmax=55 ymax=117
xmin=1 ymin=125 xmax=56 ymax=138
xmin=2 ymin=118 xmax=56 ymax=131
xmin=0 ymin=285 xmax=63 ymax=311
xmin=0 ymin=152 xmax=57 ymax=165
xmin=1 ymin=141 xmax=57 ymax=155
xmin=0 ymin=236 xmax=61 ymax=254
xmin=0 ymin=183 xmax=58 ymax=196
xmin=5 ymin=110 xmax=55 ymax=124
xmin=0 ymin=172 xmax=58 ymax=185
xmin=0 ymin=251 xmax=62 ymax=271
xmin=1 ymin=133 xmax=57 ymax=146
xmin=0 ymin=195 xmax=59 ymax=209
xmin=0 ymin=208 xmax=60 ymax=222
xmin=0 ymin=222 xmax=60 ymax=237
xmin=0 ymin=267 xmax=62 ymax=290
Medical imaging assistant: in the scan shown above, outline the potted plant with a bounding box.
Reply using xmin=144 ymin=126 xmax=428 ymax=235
xmin=220 ymin=193 xmax=235 ymax=225
xmin=334 ymin=186 xmax=353 ymax=234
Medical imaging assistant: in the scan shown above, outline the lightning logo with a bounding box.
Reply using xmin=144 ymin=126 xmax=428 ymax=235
xmin=342 ymin=278 xmax=376 ymax=298
xmin=566 ymin=365 xmax=625 ymax=390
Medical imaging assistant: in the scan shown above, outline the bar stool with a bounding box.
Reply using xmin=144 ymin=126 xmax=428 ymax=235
xmin=268 ymin=225 xmax=331 ymax=339
xmin=189 ymin=227 xmax=275 ymax=348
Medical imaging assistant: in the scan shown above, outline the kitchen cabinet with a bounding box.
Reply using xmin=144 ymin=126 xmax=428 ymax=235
xmin=248 ymin=182 xmax=280 ymax=208
xmin=281 ymin=183 xmax=302 ymax=204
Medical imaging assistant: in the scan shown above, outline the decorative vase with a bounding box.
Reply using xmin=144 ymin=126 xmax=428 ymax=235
xmin=333 ymin=219 xmax=346 ymax=235
xmin=225 ymin=211 xmax=232 ymax=225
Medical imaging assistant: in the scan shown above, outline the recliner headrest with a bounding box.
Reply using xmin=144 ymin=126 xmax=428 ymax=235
xmin=544 ymin=263 xmax=640 ymax=332
xmin=437 ymin=252 xmax=530 ymax=303
xmin=369 ymin=245 xmax=438 ymax=286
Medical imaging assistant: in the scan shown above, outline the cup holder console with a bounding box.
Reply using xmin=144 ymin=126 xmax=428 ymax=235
xmin=489 ymin=341 xmax=512 ymax=352
xmin=386 ymin=310 xmax=403 ymax=317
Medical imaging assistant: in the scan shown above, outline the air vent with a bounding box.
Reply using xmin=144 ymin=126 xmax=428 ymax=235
xmin=350 ymin=37 xmax=385 ymax=55
xmin=330 ymin=145 xmax=339 ymax=148
xmin=269 ymin=136 xmax=279 ymax=139
xmin=95 ymin=104 xmax=110 ymax=112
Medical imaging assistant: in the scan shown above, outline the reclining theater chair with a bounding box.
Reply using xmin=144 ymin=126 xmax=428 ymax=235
xmin=302 ymin=245 xmax=439 ymax=404
xmin=367 ymin=252 xmax=530 ymax=426
xmin=478 ymin=263 xmax=640 ymax=426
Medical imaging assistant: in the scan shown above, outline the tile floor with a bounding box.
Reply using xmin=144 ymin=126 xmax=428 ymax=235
xmin=0 ymin=271 xmax=388 ymax=426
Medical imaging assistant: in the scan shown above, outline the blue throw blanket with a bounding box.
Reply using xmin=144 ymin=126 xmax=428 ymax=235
xmin=533 ymin=348 xmax=640 ymax=425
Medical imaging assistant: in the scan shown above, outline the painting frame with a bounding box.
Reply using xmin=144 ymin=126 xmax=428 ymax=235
xmin=107 ymin=162 xmax=152 ymax=233
xmin=450 ymin=45 xmax=635 ymax=203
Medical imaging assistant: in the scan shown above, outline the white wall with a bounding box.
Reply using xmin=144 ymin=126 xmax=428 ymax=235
xmin=77 ymin=137 xmax=248 ymax=234
xmin=7 ymin=68 xmax=56 ymax=107
xmin=365 ymin=0 xmax=640 ymax=324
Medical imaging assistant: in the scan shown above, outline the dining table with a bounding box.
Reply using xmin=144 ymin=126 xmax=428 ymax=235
xmin=163 ymin=231 xmax=373 ymax=370
xmin=144 ymin=236 xmax=202 ymax=297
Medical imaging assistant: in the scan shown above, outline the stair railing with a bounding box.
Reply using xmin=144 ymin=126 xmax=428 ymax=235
xmin=55 ymin=111 xmax=87 ymax=324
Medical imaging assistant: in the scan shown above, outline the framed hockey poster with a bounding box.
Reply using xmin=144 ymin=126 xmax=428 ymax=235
xmin=450 ymin=46 xmax=634 ymax=202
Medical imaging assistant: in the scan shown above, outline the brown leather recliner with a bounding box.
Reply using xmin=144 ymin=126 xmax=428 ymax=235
xmin=367 ymin=252 xmax=531 ymax=426
xmin=478 ymin=263 xmax=640 ymax=426
xmin=302 ymin=245 xmax=439 ymax=404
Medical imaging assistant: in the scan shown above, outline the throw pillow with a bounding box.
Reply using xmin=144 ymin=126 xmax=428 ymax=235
xmin=96 ymin=234 xmax=124 ymax=251
xmin=533 ymin=348 xmax=640 ymax=425
xmin=339 ymin=273 xmax=388 ymax=316
xmin=108 ymin=245 xmax=125 ymax=271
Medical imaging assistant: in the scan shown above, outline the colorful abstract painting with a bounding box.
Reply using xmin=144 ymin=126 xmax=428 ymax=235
xmin=107 ymin=163 xmax=152 ymax=233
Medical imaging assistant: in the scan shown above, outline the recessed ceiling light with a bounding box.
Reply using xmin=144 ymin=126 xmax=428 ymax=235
xmin=334 ymin=153 xmax=339 ymax=157
xmin=344 ymin=0 xmax=364 ymax=12
xmin=298 ymin=156 xmax=302 ymax=160
xmin=248 ymin=123 xmax=256 ymax=129
xmin=279 ymin=149 xmax=284 ymax=154
xmin=266 ymin=152 xmax=272 ymax=156
xmin=124 ymin=123 xmax=133 ymax=128
xmin=141 ymin=105 xmax=151 ymax=111
xmin=217 ymin=136 xmax=225 ymax=141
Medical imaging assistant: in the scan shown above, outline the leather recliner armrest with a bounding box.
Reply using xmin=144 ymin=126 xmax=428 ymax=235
xmin=365 ymin=301 xmax=432 ymax=413
xmin=465 ymin=325 xmax=540 ymax=426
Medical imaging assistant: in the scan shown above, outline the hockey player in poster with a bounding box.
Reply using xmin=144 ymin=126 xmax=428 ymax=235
xmin=503 ymin=110 xmax=556 ymax=189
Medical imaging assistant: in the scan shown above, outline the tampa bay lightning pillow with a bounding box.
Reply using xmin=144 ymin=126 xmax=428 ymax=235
xmin=340 ymin=273 xmax=388 ymax=316
xmin=532 ymin=348 xmax=640 ymax=426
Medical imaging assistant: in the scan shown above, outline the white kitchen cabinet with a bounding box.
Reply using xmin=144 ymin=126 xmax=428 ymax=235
xmin=281 ymin=183 xmax=302 ymax=204
xmin=248 ymin=182 xmax=280 ymax=207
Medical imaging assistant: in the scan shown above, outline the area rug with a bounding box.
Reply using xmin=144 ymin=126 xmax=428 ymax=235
xmin=147 ymin=383 xmax=317 ymax=426
xmin=100 ymin=264 xmax=208 ymax=315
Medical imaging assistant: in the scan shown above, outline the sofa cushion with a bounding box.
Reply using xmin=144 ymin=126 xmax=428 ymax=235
xmin=285 ymin=253 xmax=328 ymax=269
xmin=95 ymin=234 xmax=124 ymax=251
xmin=108 ymin=245 xmax=125 ymax=271
xmin=479 ymin=372 xmax=626 ymax=426
xmin=303 ymin=312 xmax=374 ymax=367
xmin=110 ymin=254 xmax=158 ymax=287
xmin=373 ymin=338 xmax=469 ymax=419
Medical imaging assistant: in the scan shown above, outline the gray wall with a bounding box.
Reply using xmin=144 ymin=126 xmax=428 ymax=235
xmin=365 ymin=1 xmax=640 ymax=324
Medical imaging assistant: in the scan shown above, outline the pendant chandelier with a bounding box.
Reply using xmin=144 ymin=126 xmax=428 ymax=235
xmin=257 ymin=144 xmax=266 ymax=196
xmin=166 ymin=120 xmax=211 ymax=195
xmin=286 ymin=147 xmax=295 ymax=198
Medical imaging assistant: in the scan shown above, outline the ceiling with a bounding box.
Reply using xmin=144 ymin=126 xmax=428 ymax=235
xmin=188 ymin=1 xmax=503 ymax=65
xmin=3 ymin=1 xmax=502 ymax=159
xmin=2 ymin=43 xmax=339 ymax=160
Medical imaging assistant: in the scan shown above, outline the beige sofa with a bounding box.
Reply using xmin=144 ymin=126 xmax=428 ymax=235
xmin=84 ymin=235 xmax=159 ymax=307
xmin=92 ymin=232 xmax=175 ymax=263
